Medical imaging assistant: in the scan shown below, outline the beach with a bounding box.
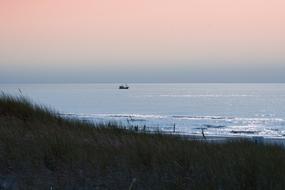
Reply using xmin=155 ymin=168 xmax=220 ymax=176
xmin=1 ymin=94 xmax=285 ymax=189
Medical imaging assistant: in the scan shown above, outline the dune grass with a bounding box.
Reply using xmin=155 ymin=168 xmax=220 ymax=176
xmin=0 ymin=94 xmax=285 ymax=190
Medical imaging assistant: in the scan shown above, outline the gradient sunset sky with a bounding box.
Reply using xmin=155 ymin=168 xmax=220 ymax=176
xmin=0 ymin=0 xmax=285 ymax=83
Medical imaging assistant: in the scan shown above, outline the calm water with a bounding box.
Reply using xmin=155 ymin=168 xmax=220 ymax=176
xmin=1 ymin=83 xmax=285 ymax=137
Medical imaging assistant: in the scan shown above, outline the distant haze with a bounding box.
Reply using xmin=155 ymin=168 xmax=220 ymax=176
xmin=0 ymin=0 xmax=285 ymax=83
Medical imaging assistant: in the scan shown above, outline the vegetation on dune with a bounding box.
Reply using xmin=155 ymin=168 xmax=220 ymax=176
xmin=0 ymin=94 xmax=285 ymax=190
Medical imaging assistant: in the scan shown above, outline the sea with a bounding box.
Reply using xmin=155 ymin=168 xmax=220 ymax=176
xmin=1 ymin=83 xmax=285 ymax=138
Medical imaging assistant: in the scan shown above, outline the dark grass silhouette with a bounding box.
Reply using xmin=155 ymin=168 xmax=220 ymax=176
xmin=0 ymin=94 xmax=285 ymax=190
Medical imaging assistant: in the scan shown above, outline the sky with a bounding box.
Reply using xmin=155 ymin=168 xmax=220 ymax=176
xmin=0 ymin=0 xmax=285 ymax=83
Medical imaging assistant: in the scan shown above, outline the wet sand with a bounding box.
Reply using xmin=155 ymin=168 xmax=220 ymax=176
xmin=180 ymin=134 xmax=285 ymax=147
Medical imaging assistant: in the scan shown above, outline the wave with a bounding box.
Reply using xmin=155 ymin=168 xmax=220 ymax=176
xmin=172 ymin=115 xmax=235 ymax=120
xmin=63 ymin=113 xmax=284 ymax=123
xmin=158 ymin=94 xmax=255 ymax=98
xmin=63 ymin=113 xmax=167 ymax=119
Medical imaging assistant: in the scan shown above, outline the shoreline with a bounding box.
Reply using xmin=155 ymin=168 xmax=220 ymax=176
xmin=179 ymin=133 xmax=285 ymax=146
xmin=131 ymin=128 xmax=285 ymax=146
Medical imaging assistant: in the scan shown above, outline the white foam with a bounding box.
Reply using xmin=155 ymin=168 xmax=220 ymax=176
xmin=159 ymin=94 xmax=255 ymax=98
xmin=63 ymin=113 xmax=285 ymax=138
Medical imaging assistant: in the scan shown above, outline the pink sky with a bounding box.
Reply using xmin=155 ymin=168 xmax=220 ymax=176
xmin=0 ymin=0 xmax=285 ymax=82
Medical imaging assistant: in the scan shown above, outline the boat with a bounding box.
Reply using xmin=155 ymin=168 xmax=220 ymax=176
xmin=119 ymin=84 xmax=129 ymax=89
